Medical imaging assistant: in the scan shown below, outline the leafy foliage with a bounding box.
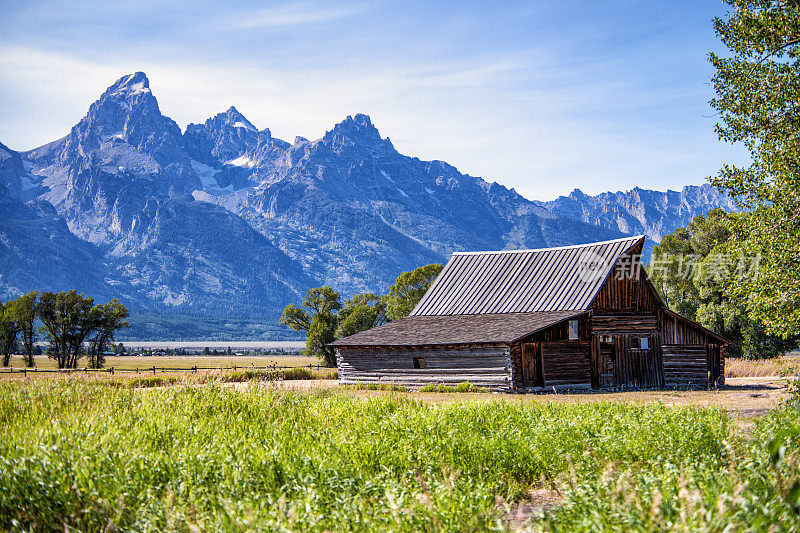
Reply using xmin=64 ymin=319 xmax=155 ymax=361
xmin=710 ymin=0 xmax=800 ymax=336
xmin=37 ymin=291 xmax=130 ymax=369
xmin=280 ymin=287 xmax=342 ymax=366
xmin=649 ymin=209 xmax=797 ymax=358
xmin=281 ymin=264 xmax=442 ymax=366
xmin=385 ymin=263 xmax=443 ymax=320
xmin=8 ymin=291 xmax=38 ymax=367
xmin=336 ymin=293 xmax=388 ymax=339
xmin=87 ymin=300 xmax=130 ymax=369
xmin=0 ymin=302 xmax=18 ymax=367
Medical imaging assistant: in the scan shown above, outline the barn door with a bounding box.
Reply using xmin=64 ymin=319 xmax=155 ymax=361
xmin=522 ymin=342 xmax=543 ymax=388
xmin=614 ymin=335 xmax=630 ymax=389
xmin=707 ymin=344 xmax=722 ymax=387
xmin=600 ymin=340 xmax=615 ymax=389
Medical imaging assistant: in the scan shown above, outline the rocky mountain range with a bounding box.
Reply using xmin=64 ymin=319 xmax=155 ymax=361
xmin=538 ymin=185 xmax=736 ymax=248
xmin=0 ymin=72 xmax=735 ymax=328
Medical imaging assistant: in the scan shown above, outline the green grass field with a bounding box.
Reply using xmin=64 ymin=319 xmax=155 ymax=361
xmin=5 ymin=354 xmax=319 ymax=371
xmin=0 ymin=380 xmax=798 ymax=531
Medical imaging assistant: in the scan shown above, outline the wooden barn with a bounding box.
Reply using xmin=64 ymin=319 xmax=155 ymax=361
xmin=330 ymin=236 xmax=727 ymax=392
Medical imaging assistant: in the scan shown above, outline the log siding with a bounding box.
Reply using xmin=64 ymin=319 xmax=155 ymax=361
xmin=336 ymin=344 xmax=513 ymax=391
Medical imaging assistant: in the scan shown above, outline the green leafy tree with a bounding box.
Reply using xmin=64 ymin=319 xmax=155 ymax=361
xmin=649 ymin=226 xmax=701 ymax=319
xmin=385 ymin=264 xmax=443 ymax=320
xmin=710 ymin=0 xmax=800 ymax=336
xmin=9 ymin=291 xmax=38 ymax=367
xmin=281 ymin=287 xmax=342 ymax=366
xmin=0 ymin=302 xmax=19 ymax=367
xmin=282 ymin=269 xmax=443 ymax=366
xmin=650 ymin=209 xmax=797 ymax=358
xmin=87 ymin=299 xmax=130 ymax=369
xmin=336 ymin=293 xmax=388 ymax=339
xmin=38 ymin=290 xmax=101 ymax=369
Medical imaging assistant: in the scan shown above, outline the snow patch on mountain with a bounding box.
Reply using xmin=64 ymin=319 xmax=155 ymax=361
xmin=227 ymin=155 xmax=256 ymax=168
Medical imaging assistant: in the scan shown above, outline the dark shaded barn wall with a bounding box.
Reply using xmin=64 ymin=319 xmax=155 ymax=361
xmin=662 ymin=309 xmax=725 ymax=388
xmin=588 ymin=247 xmax=664 ymax=390
xmin=336 ymin=345 xmax=513 ymax=390
xmin=510 ymin=315 xmax=591 ymax=390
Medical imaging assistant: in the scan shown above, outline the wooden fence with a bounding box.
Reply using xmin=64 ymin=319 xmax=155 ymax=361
xmin=0 ymin=363 xmax=330 ymax=376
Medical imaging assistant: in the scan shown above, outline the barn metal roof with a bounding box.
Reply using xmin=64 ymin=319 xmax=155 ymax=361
xmin=410 ymin=235 xmax=645 ymax=316
xmin=329 ymin=310 xmax=586 ymax=347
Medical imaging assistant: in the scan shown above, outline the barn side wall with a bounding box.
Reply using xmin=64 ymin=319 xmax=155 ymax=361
xmin=336 ymin=344 xmax=513 ymax=391
xmin=661 ymin=310 xmax=725 ymax=388
xmin=510 ymin=315 xmax=592 ymax=391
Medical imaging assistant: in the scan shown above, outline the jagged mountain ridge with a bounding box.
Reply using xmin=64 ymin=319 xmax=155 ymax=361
xmin=540 ymin=185 xmax=736 ymax=244
xmin=0 ymin=72 xmax=734 ymax=318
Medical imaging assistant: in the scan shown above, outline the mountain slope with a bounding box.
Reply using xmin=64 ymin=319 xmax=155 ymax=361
xmin=186 ymin=113 xmax=624 ymax=292
xmin=6 ymin=73 xmax=312 ymax=313
xmin=0 ymin=71 xmax=735 ymax=324
xmin=540 ymin=185 xmax=736 ymax=244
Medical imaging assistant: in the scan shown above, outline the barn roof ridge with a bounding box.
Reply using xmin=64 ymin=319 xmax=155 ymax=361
xmin=450 ymin=235 xmax=646 ymax=256
xmin=410 ymin=235 xmax=645 ymax=316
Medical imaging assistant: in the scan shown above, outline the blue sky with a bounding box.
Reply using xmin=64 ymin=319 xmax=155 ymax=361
xmin=0 ymin=0 xmax=746 ymax=200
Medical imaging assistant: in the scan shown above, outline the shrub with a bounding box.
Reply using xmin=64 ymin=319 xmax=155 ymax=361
xmin=419 ymin=381 xmax=487 ymax=393
xmin=344 ymin=383 xmax=407 ymax=391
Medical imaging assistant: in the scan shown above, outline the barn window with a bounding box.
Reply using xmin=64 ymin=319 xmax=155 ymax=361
xmin=568 ymin=320 xmax=579 ymax=340
xmin=631 ymin=337 xmax=649 ymax=350
xmin=413 ymin=357 xmax=426 ymax=369
xmin=601 ymin=335 xmax=613 ymax=344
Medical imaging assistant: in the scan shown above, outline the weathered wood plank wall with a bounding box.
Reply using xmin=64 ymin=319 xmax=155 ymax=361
xmin=541 ymin=341 xmax=591 ymax=388
xmin=609 ymin=334 xmax=662 ymax=389
xmin=336 ymin=344 xmax=513 ymax=391
xmin=663 ymin=345 xmax=708 ymax=388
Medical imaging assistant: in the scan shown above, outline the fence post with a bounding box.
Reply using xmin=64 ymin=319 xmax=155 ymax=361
xmin=153 ymin=366 xmax=156 ymax=375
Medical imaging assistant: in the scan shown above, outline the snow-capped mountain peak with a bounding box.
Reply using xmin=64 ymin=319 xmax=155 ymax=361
xmin=2 ymin=71 xmax=737 ymax=321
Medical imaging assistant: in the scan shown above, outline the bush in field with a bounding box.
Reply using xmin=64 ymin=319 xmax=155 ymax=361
xmin=345 ymin=383 xmax=408 ymax=391
xmin=419 ymin=382 xmax=487 ymax=393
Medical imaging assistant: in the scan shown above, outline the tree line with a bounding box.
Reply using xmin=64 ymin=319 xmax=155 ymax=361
xmin=649 ymin=208 xmax=799 ymax=359
xmin=704 ymin=1 xmax=800 ymax=345
xmin=0 ymin=290 xmax=130 ymax=369
xmin=280 ymin=264 xmax=443 ymax=366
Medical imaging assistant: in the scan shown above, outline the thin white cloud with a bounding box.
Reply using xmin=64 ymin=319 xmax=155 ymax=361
xmin=0 ymin=45 xmax=743 ymax=201
xmin=232 ymin=2 xmax=366 ymax=29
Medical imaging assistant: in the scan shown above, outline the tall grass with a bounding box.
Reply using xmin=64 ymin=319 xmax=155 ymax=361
xmin=725 ymin=354 xmax=799 ymax=377
xmin=0 ymin=381 xmax=797 ymax=531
